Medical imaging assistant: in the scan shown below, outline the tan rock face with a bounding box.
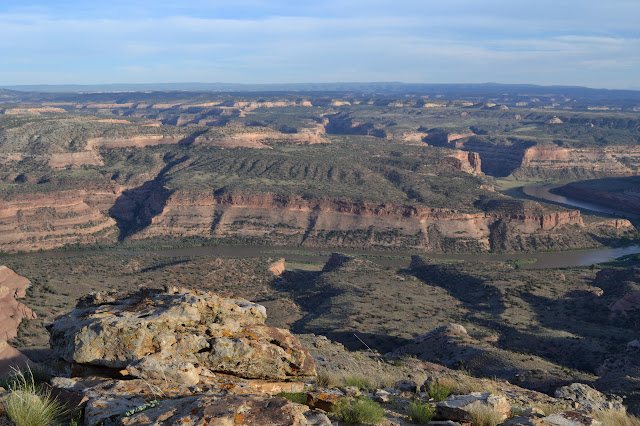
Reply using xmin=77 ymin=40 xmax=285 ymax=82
xmin=0 ymin=265 xmax=31 ymax=298
xmin=0 ymin=266 xmax=36 ymax=341
xmin=46 ymin=287 xmax=316 ymax=382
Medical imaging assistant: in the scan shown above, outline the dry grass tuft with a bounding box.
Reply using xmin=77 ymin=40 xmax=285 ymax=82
xmin=434 ymin=374 xmax=499 ymax=396
xmin=315 ymin=365 xmax=406 ymax=391
xmin=593 ymin=409 xmax=640 ymax=426
xmin=467 ymin=404 xmax=502 ymax=426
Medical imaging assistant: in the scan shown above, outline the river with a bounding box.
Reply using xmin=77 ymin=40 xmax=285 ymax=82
xmin=523 ymin=183 xmax=639 ymax=219
xmin=3 ymin=241 xmax=639 ymax=270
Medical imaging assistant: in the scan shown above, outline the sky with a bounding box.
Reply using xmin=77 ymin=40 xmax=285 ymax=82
xmin=0 ymin=1 xmax=639 ymax=89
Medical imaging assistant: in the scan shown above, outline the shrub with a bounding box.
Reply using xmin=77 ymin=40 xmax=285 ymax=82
xmin=334 ymin=397 xmax=386 ymax=424
xmin=428 ymin=382 xmax=451 ymax=402
xmin=276 ymin=392 xmax=308 ymax=404
xmin=3 ymin=367 xmax=67 ymax=426
xmin=315 ymin=370 xmax=343 ymax=389
xmin=406 ymin=399 xmax=435 ymax=424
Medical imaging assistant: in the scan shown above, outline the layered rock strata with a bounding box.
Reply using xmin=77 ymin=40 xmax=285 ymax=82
xmin=130 ymin=191 xmax=588 ymax=252
xmin=431 ymin=134 xmax=640 ymax=178
xmin=2 ymin=183 xmax=627 ymax=253
xmin=0 ymin=190 xmax=117 ymax=252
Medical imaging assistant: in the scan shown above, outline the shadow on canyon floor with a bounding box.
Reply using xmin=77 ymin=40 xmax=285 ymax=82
xmin=109 ymin=155 xmax=189 ymax=241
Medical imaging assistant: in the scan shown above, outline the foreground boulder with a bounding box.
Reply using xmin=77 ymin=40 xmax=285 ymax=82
xmin=47 ymin=286 xmax=315 ymax=383
xmin=435 ymin=392 xmax=511 ymax=423
xmin=555 ymin=383 xmax=625 ymax=414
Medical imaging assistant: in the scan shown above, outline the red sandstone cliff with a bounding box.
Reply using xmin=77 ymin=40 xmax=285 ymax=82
xmin=0 ymin=186 xmax=630 ymax=253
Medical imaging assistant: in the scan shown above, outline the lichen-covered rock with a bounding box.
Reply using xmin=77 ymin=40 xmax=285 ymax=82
xmin=119 ymin=394 xmax=309 ymax=425
xmin=126 ymin=357 xmax=201 ymax=385
xmin=79 ymin=375 xmax=307 ymax=425
xmin=554 ymin=383 xmax=625 ymax=414
xmin=306 ymin=389 xmax=345 ymax=412
xmin=543 ymin=410 xmax=602 ymax=425
xmin=46 ymin=287 xmax=315 ymax=382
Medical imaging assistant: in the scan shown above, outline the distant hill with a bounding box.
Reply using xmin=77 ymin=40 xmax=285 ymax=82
xmin=2 ymin=82 xmax=640 ymax=102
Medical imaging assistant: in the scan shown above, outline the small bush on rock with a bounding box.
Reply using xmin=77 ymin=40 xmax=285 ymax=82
xmin=334 ymin=397 xmax=386 ymax=424
xmin=406 ymin=399 xmax=435 ymax=424
xmin=429 ymin=382 xmax=451 ymax=402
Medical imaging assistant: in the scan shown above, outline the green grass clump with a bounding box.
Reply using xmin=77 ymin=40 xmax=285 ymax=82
xmin=406 ymin=399 xmax=435 ymax=424
xmin=3 ymin=367 xmax=67 ymax=426
xmin=276 ymin=392 xmax=308 ymax=404
xmin=334 ymin=397 xmax=386 ymax=424
xmin=428 ymin=382 xmax=451 ymax=402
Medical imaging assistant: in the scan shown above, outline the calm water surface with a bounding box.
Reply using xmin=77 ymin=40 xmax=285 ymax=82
xmin=523 ymin=184 xmax=639 ymax=219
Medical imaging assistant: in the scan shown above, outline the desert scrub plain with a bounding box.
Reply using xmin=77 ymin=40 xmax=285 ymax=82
xmin=3 ymin=250 xmax=640 ymax=414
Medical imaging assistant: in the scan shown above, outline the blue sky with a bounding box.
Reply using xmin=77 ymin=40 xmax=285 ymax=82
xmin=1 ymin=1 xmax=638 ymax=89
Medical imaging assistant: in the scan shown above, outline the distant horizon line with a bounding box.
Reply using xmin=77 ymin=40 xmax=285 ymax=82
xmin=2 ymin=81 xmax=640 ymax=93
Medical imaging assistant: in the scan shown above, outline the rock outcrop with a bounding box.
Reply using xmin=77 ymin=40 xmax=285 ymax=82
xmin=0 ymin=267 xmax=35 ymax=376
xmin=435 ymin=392 xmax=511 ymax=422
xmin=0 ymin=182 xmax=631 ymax=253
xmin=555 ymin=383 xmax=625 ymax=414
xmin=47 ymin=286 xmax=316 ymax=382
xmin=0 ymin=266 xmax=36 ymax=341
xmin=119 ymin=394 xmax=310 ymax=425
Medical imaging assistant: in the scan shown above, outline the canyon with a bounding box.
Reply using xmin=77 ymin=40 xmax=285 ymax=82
xmin=0 ymin=89 xmax=638 ymax=255
xmin=0 ymin=184 xmax=631 ymax=253
xmin=427 ymin=132 xmax=640 ymax=178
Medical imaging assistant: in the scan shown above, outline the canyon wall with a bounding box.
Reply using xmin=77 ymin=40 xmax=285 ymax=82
xmin=517 ymin=145 xmax=640 ymax=178
xmin=0 ymin=190 xmax=117 ymax=252
xmin=118 ymin=190 xmax=598 ymax=252
xmin=0 ymin=186 xmax=630 ymax=253
xmin=441 ymin=137 xmax=640 ymax=178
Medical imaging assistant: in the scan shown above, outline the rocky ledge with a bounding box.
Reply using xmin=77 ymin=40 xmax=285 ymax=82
xmin=47 ymin=286 xmax=316 ymax=383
